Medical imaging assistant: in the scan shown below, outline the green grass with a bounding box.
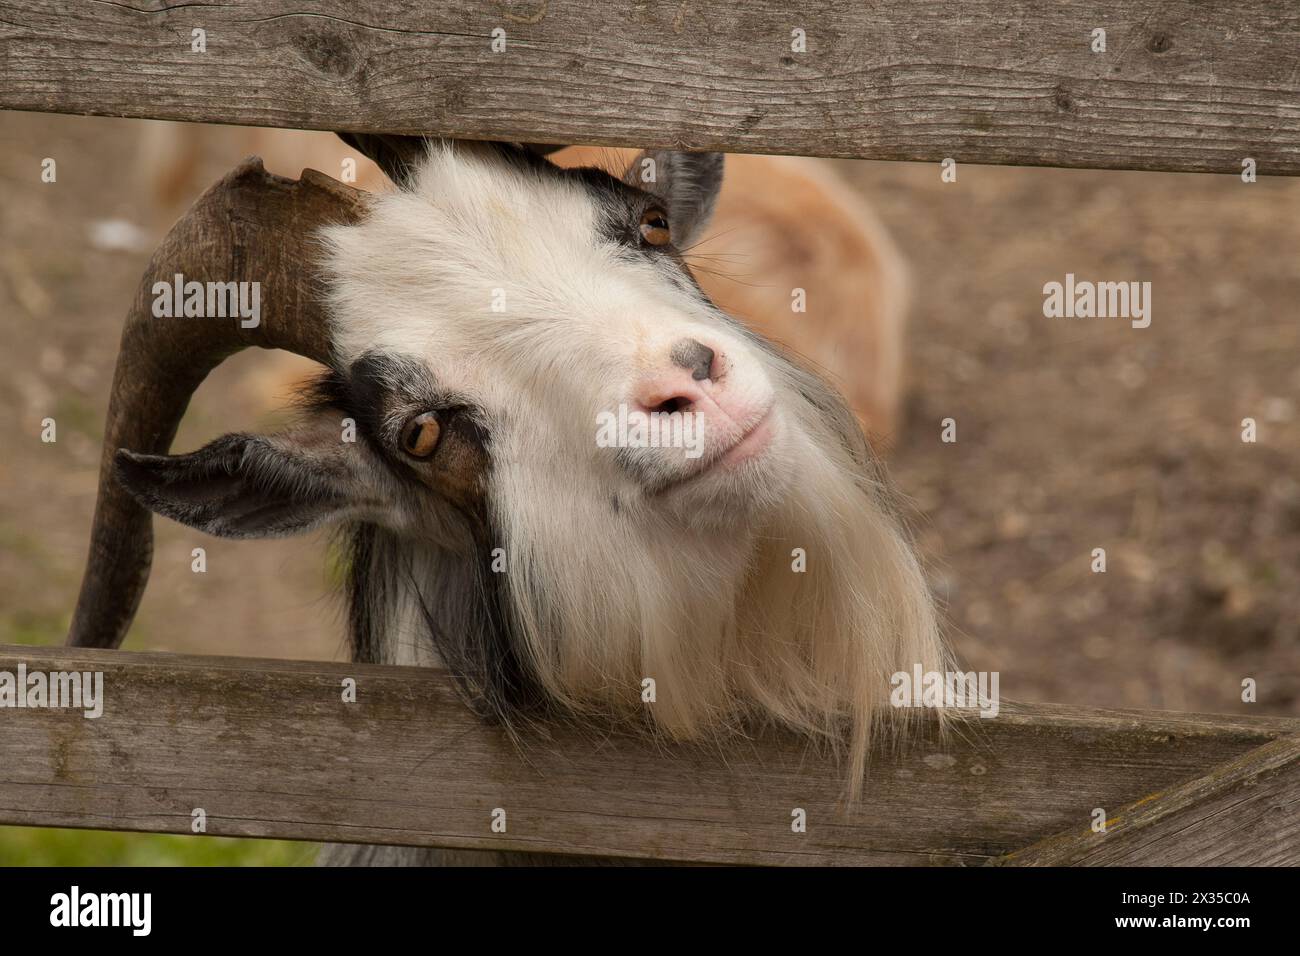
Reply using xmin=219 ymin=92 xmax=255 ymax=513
xmin=0 ymin=608 xmax=68 ymax=646
xmin=0 ymin=522 xmax=51 ymax=562
xmin=52 ymin=393 xmax=102 ymax=440
xmin=0 ymin=827 xmax=319 ymax=866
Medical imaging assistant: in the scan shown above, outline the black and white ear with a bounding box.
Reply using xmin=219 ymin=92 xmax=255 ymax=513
xmin=625 ymin=150 xmax=725 ymax=247
xmin=115 ymin=416 xmax=392 ymax=539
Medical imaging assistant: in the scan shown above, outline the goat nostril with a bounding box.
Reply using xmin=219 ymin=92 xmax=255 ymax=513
xmin=671 ymin=338 xmax=717 ymax=382
xmin=652 ymin=396 xmax=692 ymax=415
xmin=637 ymin=345 xmax=714 ymax=414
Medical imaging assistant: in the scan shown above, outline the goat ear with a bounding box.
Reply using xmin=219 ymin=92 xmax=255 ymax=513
xmin=114 ymin=415 xmax=392 ymax=539
xmin=624 ymin=150 xmax=724 ymax=247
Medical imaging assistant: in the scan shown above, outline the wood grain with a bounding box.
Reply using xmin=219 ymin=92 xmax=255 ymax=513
xmin=995 ymin=735 xmax=1300 ymax=866
xmin=0 ymin=1 xmax=1297 ymax=174
xmin=2 ymin=644 xmax=1297 ymax=864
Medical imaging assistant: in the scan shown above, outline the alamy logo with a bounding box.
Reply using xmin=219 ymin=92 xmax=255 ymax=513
xmin=0 ymin=663 xmax=103 ymax=718
xmin=50 ymin=886 xmax=151 ymax=936
xmin=1042 ymin=273 xmax=1151 ymax=328
xmin=596 ymin=403 xmax=705 ymax=459
xmin=152 ymin=273 xmax=261 ymax=328
xmin=890 ymin=665 xmax=1000 ymax=718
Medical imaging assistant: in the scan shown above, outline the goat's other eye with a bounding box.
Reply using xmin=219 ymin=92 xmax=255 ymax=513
xmin=639 ymin=208 xmax=671 ymax=247
xmin=400 ymin=411 xmax=441 ymax=459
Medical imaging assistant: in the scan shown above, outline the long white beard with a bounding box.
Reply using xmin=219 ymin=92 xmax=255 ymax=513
xmin=491 ymin=376 xmax=949 ymax=796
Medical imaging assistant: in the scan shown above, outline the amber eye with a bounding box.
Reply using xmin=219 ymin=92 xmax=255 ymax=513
xmin=639 ymin=208 xmax=671 ymax=246
xmin=400 ymin=411 xmax=441 ymax=459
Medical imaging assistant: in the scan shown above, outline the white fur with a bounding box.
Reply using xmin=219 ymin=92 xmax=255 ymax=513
xmin=321 ymin=143 xmax=949 ymax=793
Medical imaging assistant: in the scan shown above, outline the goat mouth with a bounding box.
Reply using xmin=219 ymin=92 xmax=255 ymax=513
xmin=719 ymin=407 xmax=777 ymax=467
xmin=653 ymin=406 xmax=777 ymax=497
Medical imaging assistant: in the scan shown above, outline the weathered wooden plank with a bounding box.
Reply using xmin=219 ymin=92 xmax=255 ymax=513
xmin=994 ymin=735 xmax=1300 ymax=866
xmin=2 ymin=644 xmax=1297 ymax=864
xmin=0 ymin=1 xmax=1297 ymax=174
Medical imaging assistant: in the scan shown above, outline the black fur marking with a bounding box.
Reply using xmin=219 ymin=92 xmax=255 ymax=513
xmin=481 ymin=142 xmax=713 ymax=272
xmin=620 ymin=149 xmax=724 ymax=250
xmin=344 ymin=520 xmax=548 ymax=726
xmin=334 ymin=132 xmax=426 ymax=189
xmin=307 ymin=351 xmax=543 ymax=724
xmin=302 ymin=353 xmax=490 ymax=479
xmin=344 ymin=522 xmax=387 ymax=667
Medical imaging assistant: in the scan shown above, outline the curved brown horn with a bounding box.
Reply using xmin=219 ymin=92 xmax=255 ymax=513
xmin=68 ymin=157 xmax=369 ymax=648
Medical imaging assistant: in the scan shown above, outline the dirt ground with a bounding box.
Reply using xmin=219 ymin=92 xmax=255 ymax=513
xmin=1 ymin=110 xmax=1296 ymax=724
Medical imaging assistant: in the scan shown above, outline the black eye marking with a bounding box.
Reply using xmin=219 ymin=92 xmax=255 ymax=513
xmin=559 ymin=165 xmax=679 ymax=256
xmin=337 ymin=351 xmax=489 ymax=463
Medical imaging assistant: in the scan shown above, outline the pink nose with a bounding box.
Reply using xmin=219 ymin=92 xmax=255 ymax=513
xmin=634 ymin=338 xmax=719 ymax=414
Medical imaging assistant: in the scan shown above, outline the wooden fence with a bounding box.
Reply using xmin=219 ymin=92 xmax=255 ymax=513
xmin=0 ymin=0 xmax=1297 ymax=864
xmin=2 ymin=1 xmax=1299 ymax=174
xmin=3 ymin=645 xmax=1297 ymax=865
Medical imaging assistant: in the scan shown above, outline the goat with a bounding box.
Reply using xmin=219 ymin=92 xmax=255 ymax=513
xmin=68 ymin=136 xmax=949 ymax=865
xmin=138 ymin=129 xmax=908 ymax=441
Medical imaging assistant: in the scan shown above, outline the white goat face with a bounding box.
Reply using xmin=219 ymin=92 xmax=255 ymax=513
xmin=112 ymin=141 xmax=945 ymax=777
xmin=323 ymin=142 xmax=793 ymax=527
